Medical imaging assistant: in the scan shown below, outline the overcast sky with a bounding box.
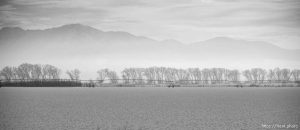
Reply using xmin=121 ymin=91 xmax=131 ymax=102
xmin=0 ymin=0 xmax=300 ymax=49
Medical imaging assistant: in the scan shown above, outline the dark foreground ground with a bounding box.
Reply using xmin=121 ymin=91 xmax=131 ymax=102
xmin=0 ymin=87 xmax=299 ymax=130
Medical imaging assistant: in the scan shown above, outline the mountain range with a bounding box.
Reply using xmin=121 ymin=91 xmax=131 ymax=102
xmin=0 ymin=24 xmax=299 ymax=78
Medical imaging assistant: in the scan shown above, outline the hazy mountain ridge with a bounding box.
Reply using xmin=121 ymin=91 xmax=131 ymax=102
xmin=0 ymin=24 xmax=299 ymax=65
xmin=196 ymin=37 xmax=300 ymax=60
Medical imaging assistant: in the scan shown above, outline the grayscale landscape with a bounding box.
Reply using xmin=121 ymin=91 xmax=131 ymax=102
xmin=1 ymin=0 xmax=300 ymax=130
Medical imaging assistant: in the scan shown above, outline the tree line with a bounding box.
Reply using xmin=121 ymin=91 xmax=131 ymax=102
xmin=1 ymin=63 xmax=300 ymax=87
xmin=0 ymin=63 xmax=85 ymax=87
xmin=97 ymin=67 xmax=300 ymax=85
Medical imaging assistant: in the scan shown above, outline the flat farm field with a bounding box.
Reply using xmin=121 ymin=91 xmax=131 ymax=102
xmin=0 ymin=87 xmax=299 ymax=130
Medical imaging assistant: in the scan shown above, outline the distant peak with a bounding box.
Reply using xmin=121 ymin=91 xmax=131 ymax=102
xmin=207 ymin=36 xmax=235 ymax=42
xmin=107 ymin=30 xmax=132 ymax=35
xmin=60 ymin=23 xmax=86 ymax=28
xmin=1 ymin=26 xmax=24 ymax=32
xmin=58 ymin=24 xmax=92 ymax=30
xmin=49 ymin=23 xmax=100 ymax=32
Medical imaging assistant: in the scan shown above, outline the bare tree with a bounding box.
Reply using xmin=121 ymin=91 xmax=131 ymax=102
xmin=143 ymin=67 xmax=156 ymax=84
xmin=31 ymin=64 xmax=43 ymax=79
xmin=271 ymin=68 xmax=293 ymax=82
xmin=213 ymin=68 xmax=227 ymax=83
xmin=17 ymin=63 xmax=32 ymax=80
xmin=202 ymin=68 xmax=211 ymax=84
xmin=291 ymin=69 xmax=300 ymax=81
xmin=174 ymin=69 xmax=188 ymax=84
xmin=267 ymin=69 xmax=276 ymax=81
xmin=226 ymin=69 xmax=240 ymax=82
xmin=243 ymin=69 xmax=253 ymax=82
xmin=153 ymin=67 xmax=163 ymax=83
xmin=106 ymin=70 xmax=119 ymax=84
xmin=38 ymin=64 xmax=61 ymax=79
xmin=1 ymin=63 xmax=61 ymax=81
xmin=136 ymin=68 xmax=145 ymax=84
xmin=273 ymin=68 xmax=282 ymax=81
xmin=97 ymin=69 xmax=108 ymax=83
xmin=164 ymin=68 xmax=177 ymax=82
xmin=122 ymin=68 xmax=133 ymax=84
xmin=281 ymin=68 xmax=292 ymax=81
xmin=187 ymin=68 xmax=202 ymax=84
xmin=66 ymin=69 xmax=80 ymax=80
xmin=47 ymin=65 xmax=61 ymax=79
xmin=243 ymin=68 xmax=267 ymax=83
xmin=122 ymin=68 xmax=144 ymax=84
xmin=0 ymin=66 xmax=15 ymax=81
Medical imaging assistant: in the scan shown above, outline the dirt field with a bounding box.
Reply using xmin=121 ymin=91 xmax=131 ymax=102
xmin=0 ymin=87 xmax=299 ymax=130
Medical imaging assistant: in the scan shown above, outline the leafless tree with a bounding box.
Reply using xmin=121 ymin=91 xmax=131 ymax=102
xmin=291 ymin=69 xmax=300 ymax=81
xmin=153 ymin=67 xmax=163 ymax=83
xmin=38 ymin=64 xmax=61 ymax=79
xmin=122 ymin=68 xmax=146 ymax=84
xmin=202 ymin=68 xmax=211 ymax=84
xmin=143 ymin=67 xmax=156 ymax=84
xmin=174 ymin=69 xmax=188 ymax=84
xmin=243 ymin=68 xmax=267 ymax=83
xmin=273 ymin=68 xmax=282 ymax=81
xmin=243 ymin=69 xmax=252 ymax=82
xmin=281 ymin=68 xmax=292 ymax=81
xmin=207 ymin=68 xmax=218 ymax=83
xmin=0 ymin=66 xmax=15 ymax=81
xmin=226 ymin=69 xmax=240 ymax=82
xmin=106 ymin=70 xmax=119 ymax=84
xmin=66 ymin=69 xmax=80 ymax=80
xmin=271 ymin=68 xmax=292 ymax=82
xmin=164 ymin=68 xmax=177 ymax=82
xmin=1 ymin=63 xmax=61 ymax=80
xmin=187 ymin=68 xmax=202 ymax=84
xmin=213 ymin=68 xmax=227 ymax=83
xmin=17 ymin=63 xmax=32 ymax=79
xmin=138 ymin=68 xmax=146 ymax=84
xmin=122 ymin=68 xmax=135 ymax=84
xmin=267 ymin=69 xmax=276 ymax=81
xmin=97 ymin=69 xmax=108 ymax=83
xmin=31 ymin=64 xmax=43 ymax=79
